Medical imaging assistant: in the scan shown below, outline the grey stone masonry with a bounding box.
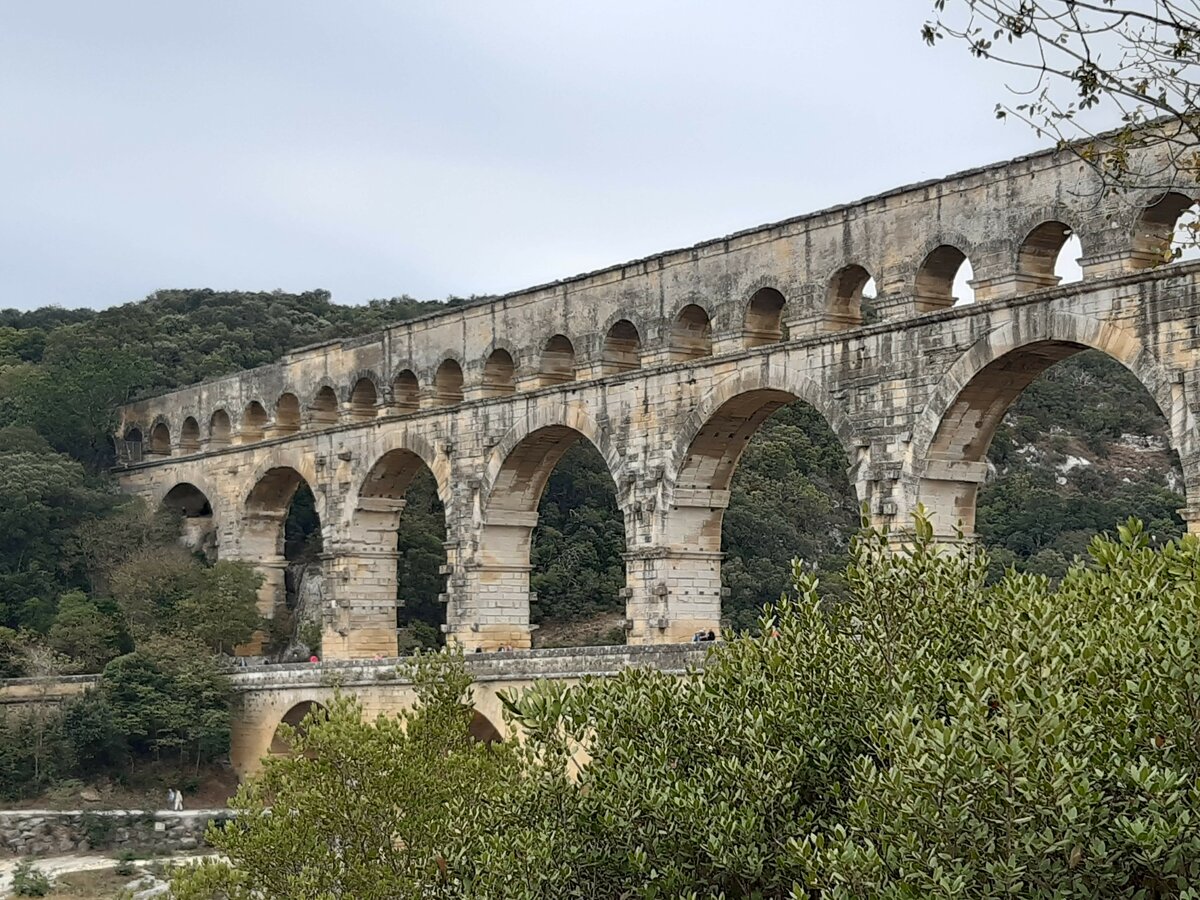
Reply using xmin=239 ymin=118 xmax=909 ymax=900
xmin=0 ymin=809 xmax=232 ymax=858
xmin=112 ymin=134 xmax=1200 ymax=657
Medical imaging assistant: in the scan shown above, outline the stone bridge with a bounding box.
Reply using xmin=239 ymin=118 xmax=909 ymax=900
xmin=0 ymin=646 xmax=704 ymax=776
xmin=114 ymin=139 xmax=1200 ymax=658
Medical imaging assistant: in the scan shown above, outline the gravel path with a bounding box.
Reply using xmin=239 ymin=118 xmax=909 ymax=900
xmin=0 ymin=851 xmax=215 ymax=892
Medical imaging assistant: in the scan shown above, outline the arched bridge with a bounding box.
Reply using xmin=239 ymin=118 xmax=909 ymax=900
xmin=115 ymin=140 xmax=1200 ymax=657
xmin=0 ymin=646 xmax=704 ymax=777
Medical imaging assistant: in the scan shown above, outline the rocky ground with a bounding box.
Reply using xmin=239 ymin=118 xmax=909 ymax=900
xmin=0 ymin=852 xmax=213 ymax=898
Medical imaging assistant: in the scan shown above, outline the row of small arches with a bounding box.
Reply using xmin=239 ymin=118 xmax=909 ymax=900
xmin=126 ymin=310 xmax=722 ymax=453
xmin=122 ymin=198 xmax=1200 ymax=457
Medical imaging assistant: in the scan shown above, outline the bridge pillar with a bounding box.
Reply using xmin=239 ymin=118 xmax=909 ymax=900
xmin=911 ymin=458 xmax=990 ymax=541
xmin=321 ymin=495 xmax=409 ymax=660
xmin=970 ymin=272 xmax=1060 ymax=302
xmin=450 ymin=510 xmax=537 ymax=651
xmin=623 ymin=548 xmax=722 ymax=643
xmin=321 ymin=545 xmax=401 ymax=660
xmin=1178 ymin=505 xmax=1200 ymax=536
xmin=227 ymin=510 xmax=291 ymax=653
xmin=451 ymin=564 xmax=535 ymax=651
xmin=625 ymin=487 xmax=729 ymax=642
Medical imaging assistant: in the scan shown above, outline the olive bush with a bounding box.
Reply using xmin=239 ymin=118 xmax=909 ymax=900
xmin=170 ymin=514 xmax=1200 ymax=899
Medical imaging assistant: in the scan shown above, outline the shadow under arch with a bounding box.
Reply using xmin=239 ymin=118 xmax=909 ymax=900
xmin=269 ymin=700 xmax=328 ymax=755
xmin=469 ymin=710 xmax=503 ymax=744
xmin=911 ymin=312 xmax=1197 ymax=537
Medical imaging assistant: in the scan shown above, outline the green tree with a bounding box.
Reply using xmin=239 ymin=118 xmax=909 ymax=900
xmin=46 ymin=591 xmax=123 ymax=673
xmin=107 ymin=544 xmax=197 ymax=638
xmin=99 ymin=637 xmax=232 ymax=769
xmin=0 ymin=431 xmax=115 ymax=629
xmin=924 ymin=1 xmax=1200 ymax=205
xmin=175 ymin=561 xmax=263 ymax=654
xmin=0 ymin=627 xmax=25 ymax=678
xmin=170 ymin=652 xmax=520 ymax=900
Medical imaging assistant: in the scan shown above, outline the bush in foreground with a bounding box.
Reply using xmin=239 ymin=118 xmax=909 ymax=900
xmin=174 ymin=514 xmax=1200 ymax=898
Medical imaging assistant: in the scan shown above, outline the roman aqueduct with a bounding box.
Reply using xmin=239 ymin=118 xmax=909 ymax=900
xmin=114 ymin=140 xmax=1200 ymax=660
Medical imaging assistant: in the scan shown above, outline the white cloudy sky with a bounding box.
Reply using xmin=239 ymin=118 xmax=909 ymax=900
xmin=2 ymin=1 xmax=1071 ymax=311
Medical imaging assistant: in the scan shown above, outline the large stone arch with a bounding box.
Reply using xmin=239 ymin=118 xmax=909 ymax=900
xmin=634 ymin=362 xmax=858 ymax=644
xmin=910 ymin=310 xmax=1197 ymax=536
xmin=666 ymin=361 xmax=857 ymax=507
xmin=482 ymin=404 xmax=625 ymax=507
xmin=323 ymin=433 xmax=457 ymax=659
xmin=464 ymin=405 xmax=627 ymax=651
xmin=238 ymin=456 xmax=327 ymax=637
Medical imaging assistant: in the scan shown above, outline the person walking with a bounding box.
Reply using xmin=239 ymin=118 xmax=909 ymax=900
xmin=171 ymin=788 xmax=183 ymax=811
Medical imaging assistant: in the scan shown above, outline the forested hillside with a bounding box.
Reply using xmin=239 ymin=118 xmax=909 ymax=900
xmin=0 ymin=289 xmax=1185 ymax=670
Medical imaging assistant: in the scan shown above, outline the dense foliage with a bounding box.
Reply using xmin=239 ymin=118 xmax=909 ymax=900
xmin=170 ymin=653 xmax=521 ymax=900
xmin=0 ymin=640 xmax=233 ymax=799
xmin=174 ymin=516 xmax=1200 ymax=898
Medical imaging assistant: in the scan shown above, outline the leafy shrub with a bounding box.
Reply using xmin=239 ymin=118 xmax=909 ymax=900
xmin=165 ymin=515 xmax=1200 ymax=897
xmin=11 ymin=860 xmax=52 ymax=896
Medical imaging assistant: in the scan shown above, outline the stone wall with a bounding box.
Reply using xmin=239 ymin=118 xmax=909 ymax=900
xmin=0 ymin=809 xmax=232 ymax=858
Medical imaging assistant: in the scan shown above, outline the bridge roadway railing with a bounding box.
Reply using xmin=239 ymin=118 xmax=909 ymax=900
xmin=0 ymin=643 xmax=709 ymax=704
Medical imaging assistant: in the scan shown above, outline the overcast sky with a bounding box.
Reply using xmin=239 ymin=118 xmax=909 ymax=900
xmin=2 ymin=1 xmax=1062 ymax=312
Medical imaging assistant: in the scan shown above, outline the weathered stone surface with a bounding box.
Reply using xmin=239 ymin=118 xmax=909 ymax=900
xmin=0 ymin=810 xmax=231 ymax=858
xmin=97 ymin=140 xmax=1200 ymax=773
xmin=113 ymin=141 xmax=1200 ymax=658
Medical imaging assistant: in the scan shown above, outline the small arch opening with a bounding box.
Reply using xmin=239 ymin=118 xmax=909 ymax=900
xmin=349 ymin=378 xmax=378 ymax=421
xmin=1135 ymin=191 xmax=1199 ymax=264
xmin=120 ymin=426 xmax=144 ymax=463
xmin=601 ymin=320 xmax=642 ymax=375
xmin=242 ymin=401 xmax=268 ymax=443
xmin=1055 ymin=234 xmax=1083 ymax=284
xmin=209 ymin=410 xmax=231 ymax=446
xmin=669 ymin=304 xmax=713 ymax=361
xmin=827 ymin=266 xmax=872 ymax=331
xmin=469 ymin=711 xmax=502 ymax=744
xmin=148 ymin=422 xmax=171 ymax=456
xmin=482 ymin=349 xmax=517 ymax=397
xmin=1017 ymin=221 xmax=1078 ymax=293
xmin=916 ymin=244 xmax=975 ymax=310
xmin=743 ymin=288 xmax=786 ymax=347
xmin=310 ymin=386 xmax=339 ymax=427
xmin=392 ymin=370 xmax=419 ymax=412
xmin=1169 ymin=200 xmax=1200 ymax=264
xmin=270 ymin=701 xmax=327 ymax=755
xmin=275 ymin=393 xmax=301 ymax=434
xmin=179 ymin=417 xmax=200 ymax=452
xmin=434 ymin=360 xmax=464 ymax=406
xmin=539 ymin=335 xmax=576 ymax=386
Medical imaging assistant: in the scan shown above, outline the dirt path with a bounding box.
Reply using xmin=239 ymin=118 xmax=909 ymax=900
xmin=0 ymin=855 xmax=118 ymax=891
xmin=0 ymin=851 xmax=215 ymax=892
